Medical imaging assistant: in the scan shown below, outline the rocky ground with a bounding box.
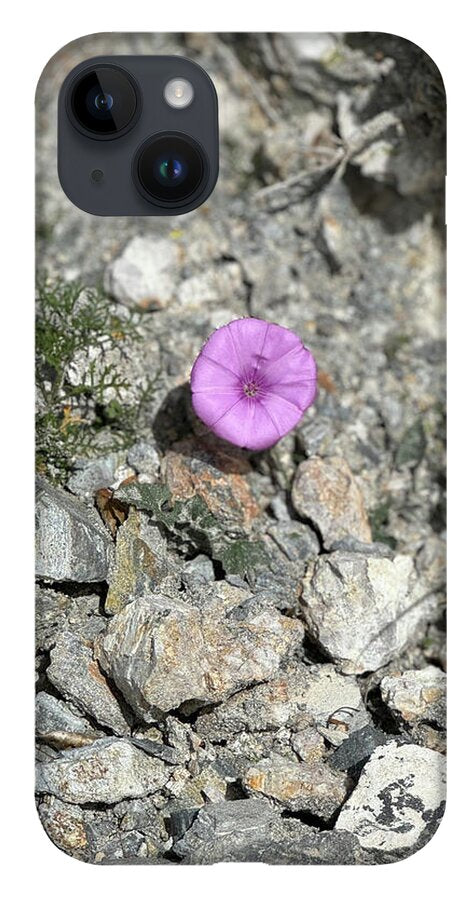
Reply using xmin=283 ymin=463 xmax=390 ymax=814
xmin=35 ymin=32 xmax=446 ymax=864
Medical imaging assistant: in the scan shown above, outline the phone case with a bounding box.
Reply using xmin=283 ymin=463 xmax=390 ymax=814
xmin=35 ymin=32 xmax=446 ymax=865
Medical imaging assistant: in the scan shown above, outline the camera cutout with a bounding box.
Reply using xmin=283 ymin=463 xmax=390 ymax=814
xmin=58 ymin=56 xmax=219 ymax=216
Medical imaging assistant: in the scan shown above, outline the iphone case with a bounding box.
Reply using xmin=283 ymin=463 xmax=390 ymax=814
xmin=35 ymin=32 xmax=446 ymax=864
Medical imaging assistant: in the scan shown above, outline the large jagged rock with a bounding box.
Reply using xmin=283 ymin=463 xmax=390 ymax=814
xmin=380 ymin=666 xmax=446 ymax=729
xmin=35 ymin=477 xmax=113 ymax=582
xmin=291 ymin=455 xmax=371 ymax=548
xmin=36 ymin=737 xmax=169 ymax=804
xmin=174 ymin=798 xmax=364 ymax=864
xmin=97 ymin=584 xmax=303 ymax=721
xmin=196 ymin=661 xmax=369 ymax=743
xmin=301 ymin=548 xmax=438 ymax=673
xmin=47 ymin=631 xmax=130 ymax=735
xmin=336 ymin=741 xmax=446 ymax=857
xmin=243 ymin=753 xmax=349 ymax=819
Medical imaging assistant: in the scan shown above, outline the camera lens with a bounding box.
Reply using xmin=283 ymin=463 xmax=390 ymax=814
xmin=94 ymin=92 xmax=113 ymax=111
xmin=135 ymin=133 xmax=207 ymax=206
xmin=68 ymin=66 xmax=139 ymax=137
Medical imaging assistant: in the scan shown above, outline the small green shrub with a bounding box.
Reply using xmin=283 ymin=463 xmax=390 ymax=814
xmin=36 ymin=278 xmax=158 ymax=481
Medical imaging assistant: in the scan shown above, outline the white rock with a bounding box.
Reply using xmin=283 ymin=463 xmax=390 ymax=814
xmin=336 ymin=741 xmax=446 ymax=855
xmin=36 ymin=737 xmax=168 ymax=804
xmin=302 ymin=549 xmax=438 ymax=673
xmin=380 ymin=666 xmax=446 ymax=728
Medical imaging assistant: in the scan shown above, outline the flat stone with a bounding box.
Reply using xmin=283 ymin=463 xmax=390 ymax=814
xmin=36 ymin=477 xmax=114 ymax=582
xmin=47 ymin=631 xmax=130 ymax=735
xmin=292 ymin=455 xmax=371 ymax=548
xmin=302 ymin=549 xmax=438 ymax=673
xmin=243 ymin=753 xmax=349 ymax=819
xmin=196 ymin=661 xmax=369 ymax=743
xmin=97 ymin=585 xmax=303 ymax=721
xmin=36 ymin=737 xmax=169 ymax=805
xmin=174 ymin=798 xmax=364 ymax=864
xmin=105 ymin=508 xmax=180 ymax=614
xmin=380 ymin=666 xmax=446 ymax=728
xmin=336 ymin=741 xmax=446 ymax=857
xmin=104 ymin=236 xmax=181 ymax=309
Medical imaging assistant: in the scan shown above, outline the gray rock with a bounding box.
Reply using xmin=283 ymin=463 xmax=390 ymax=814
xmin=36 ymin=477 xmax=113 ymax=582
xmin=97 ymin=585 xmax=303 ymax=721
xmin=302 ymin=549 xmax=438 ymax=673
xmin=105 ymin=507 xmax=180 ymax=614
xmin=127 ymin=441 xmax=161 ymax=477
xmin=328 ymin=725 xmax=390 ymax=775
xmin=292 ymin=455 xmax=371 ymax=548
xmin=37 ymin=796 xmax=89 ymax=860
xmin=36 ymin=737 xmax=169 ymax=804
xmin=254 ymin=520 xmax=320 ymax=608
xmin=196 ymin=661 xmax=369 ymax=743
xmin=380 ymin=666 xmax=446 ymax=729
xmin=36 ymin=691 xmax=101 ymax=746
xmin=35 ymin=586 xmax=106 ymax=652
xmin=67 ymin=454 xmax=123 ymax=498
xmin=176 ymin=262 xmax=245 ymax=308
xmin=47 ymin=631 xmax=130 ymax=735
xmin=182 ymin=554 xmax=216 ymax=590
xmin=104 ymin=236 xmax=181 ymax=309
xmin=38 ymin=792 xmax=171 ymax=863
xmin=336 ymin=741 xmax=446 ymax=857
xmin=174 ymin=798 xmax=364 ymax=864
xmin=243 ymin=753 xmax=349 ymax=819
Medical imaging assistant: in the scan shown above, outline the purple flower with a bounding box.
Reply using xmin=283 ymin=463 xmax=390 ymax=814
xmin=190 ymin=318 xmax=318 ymax=451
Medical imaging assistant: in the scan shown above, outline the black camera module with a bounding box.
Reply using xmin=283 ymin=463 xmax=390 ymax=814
xmin=134 ymin=132 xmax=207 ymax=206
xmin=68 ymin=65 xmax=140 ymax=138
xmin=59 ymin=55 xmax=219 ymax=215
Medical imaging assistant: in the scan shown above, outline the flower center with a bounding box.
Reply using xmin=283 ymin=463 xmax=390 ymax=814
xmin=243 ymin=380 xmax=259 ymax=398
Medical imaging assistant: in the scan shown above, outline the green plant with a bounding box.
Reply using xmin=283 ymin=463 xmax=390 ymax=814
xmin=36 ymin=278 xmax=158 ymax=481
xmin=115 ymin=480 xmax=269 ymax=581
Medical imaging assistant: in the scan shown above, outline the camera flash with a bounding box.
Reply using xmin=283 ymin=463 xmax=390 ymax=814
xmin=164 ymin=78 xmax=194 ymax=109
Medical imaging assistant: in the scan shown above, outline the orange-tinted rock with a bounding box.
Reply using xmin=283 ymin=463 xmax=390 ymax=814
xmin=163 ymin=438 xmax=261 ymax=532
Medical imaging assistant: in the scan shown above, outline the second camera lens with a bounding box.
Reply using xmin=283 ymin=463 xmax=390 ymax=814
xmin=134 ymin=133 xmax=207 ymax=206
xmin=69 ymin=66 xmax=139 ymax=138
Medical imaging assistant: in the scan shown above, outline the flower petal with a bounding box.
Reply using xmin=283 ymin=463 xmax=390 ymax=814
xmin=191 ymin=388 xmax=243 ymax=429
xmin=190 ymin=352 xmax=241 ymax=393
xmin=261 ymin=342 xmax=317 ymax=388
xmin=194 ymin=320 xmax=247 ymax=379
xmin=209 ymin=395 xmax=282 ymax=451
